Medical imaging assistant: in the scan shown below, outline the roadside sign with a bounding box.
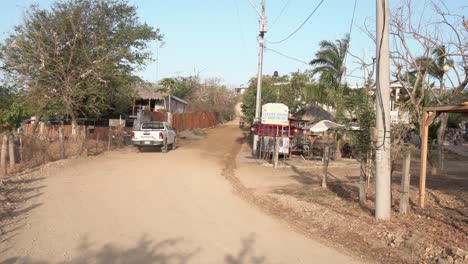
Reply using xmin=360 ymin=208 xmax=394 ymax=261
xmin=261 ymin=103 xmax=289 ymax=125
xmin=109 ymin=119 xmax=125 ymax=127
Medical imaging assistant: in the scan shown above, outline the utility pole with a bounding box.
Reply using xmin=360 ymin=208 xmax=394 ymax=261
xmin=375 ymin=0 xmax=391 ymax=220
xmin=251 ymin=0 xmax=267 ymax=155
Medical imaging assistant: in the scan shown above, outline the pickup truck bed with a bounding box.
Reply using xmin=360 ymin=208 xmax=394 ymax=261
xmin=132 ymin=121 xmax=176 ymax=152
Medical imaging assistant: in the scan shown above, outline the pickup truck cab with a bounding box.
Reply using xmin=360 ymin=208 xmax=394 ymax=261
xmin=131 ymin=121 xmax=176 ymax=152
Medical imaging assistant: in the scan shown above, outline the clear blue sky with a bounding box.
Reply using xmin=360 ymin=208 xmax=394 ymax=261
xmin=0 ymin=0 xmax=465 ymax=87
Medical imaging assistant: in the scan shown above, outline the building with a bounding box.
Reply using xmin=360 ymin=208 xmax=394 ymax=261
xmin=235 ymin=87 xmax=249 ymax=95
xmin=132 ymin=82 xmax=188 ymax=115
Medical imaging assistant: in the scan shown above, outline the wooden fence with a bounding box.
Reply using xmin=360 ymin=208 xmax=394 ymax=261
xmin=146 ymin=111 xmax=220 ymax=132
xmin=22 ymin=111 xmax=220 ymax=138
xmin=23 ymin=124 xmax=131 ymax=140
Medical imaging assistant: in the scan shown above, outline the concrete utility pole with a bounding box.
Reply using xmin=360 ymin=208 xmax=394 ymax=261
xmin=251 ymin=0 xmax=267 ymax=154
xmin=375 ymin=0 xmax=391 ymax=220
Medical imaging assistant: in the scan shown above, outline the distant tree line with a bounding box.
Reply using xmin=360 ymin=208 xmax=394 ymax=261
xmin=159 ymin=76 xmax=239 ymax=122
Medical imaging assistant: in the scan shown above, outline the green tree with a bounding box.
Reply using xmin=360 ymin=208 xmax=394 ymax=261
xmin=0 ymin=85 xmax=28 ymax=132
xmin=1 ymin=0 xmax=161 ymax=135
xmin=241 ymin=77 xmax=276 ymax=124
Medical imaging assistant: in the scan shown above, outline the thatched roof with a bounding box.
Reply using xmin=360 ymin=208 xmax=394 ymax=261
xmin=301 ymin=103 xmax=336 ymax=123
xmin=134 ymin=82 xmax=168 ymax=99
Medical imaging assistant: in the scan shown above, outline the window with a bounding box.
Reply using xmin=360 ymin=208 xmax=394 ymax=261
xmin=141 ymin=122 xmax=164 ymax=130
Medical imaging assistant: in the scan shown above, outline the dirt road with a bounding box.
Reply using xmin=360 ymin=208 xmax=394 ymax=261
xmin=1 ymin=123 xmax=360 ymax=263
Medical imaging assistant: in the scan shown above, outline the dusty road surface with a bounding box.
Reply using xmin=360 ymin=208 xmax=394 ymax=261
xmin=1 ymin=123 xmax=360 ymax=264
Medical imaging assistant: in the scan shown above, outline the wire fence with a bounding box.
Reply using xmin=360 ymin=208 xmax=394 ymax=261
xmin=1 ymin=111 xmax=222 ymax=177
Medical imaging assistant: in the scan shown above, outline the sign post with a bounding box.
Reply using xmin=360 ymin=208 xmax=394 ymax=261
xmin=261 ymin=103 xmax=289 ymax=167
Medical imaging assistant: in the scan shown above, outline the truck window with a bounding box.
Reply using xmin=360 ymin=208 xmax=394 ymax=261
xmin=141 ymin=122 xmax=164 ymax=130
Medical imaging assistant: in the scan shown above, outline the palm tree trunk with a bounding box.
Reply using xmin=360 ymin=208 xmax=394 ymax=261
xmin=435 ymin=78 xmax=447 ymax=175
xmin=334 ymin=132 xmax=342 ymax=160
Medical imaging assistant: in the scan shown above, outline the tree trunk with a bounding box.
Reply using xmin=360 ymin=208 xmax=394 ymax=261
xmin=30 ymin=102 xmax=48 ymax=136
xmin=334 ymin=132 xmax=342 ymax=160
xmin=436 ymin=113 xmax=448 ymax=174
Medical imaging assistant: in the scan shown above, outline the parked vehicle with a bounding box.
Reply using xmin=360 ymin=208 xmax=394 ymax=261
xmin=131 ymin=121 xmax=176 ymax=152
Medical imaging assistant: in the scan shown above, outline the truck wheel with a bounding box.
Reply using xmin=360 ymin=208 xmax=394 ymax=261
xmin=162 ymin=140 xmax=168 ymax=153
xmin=172 ymin=138 xmax=177 ymax=150
xmin=137 ymin=146 xmax=143 ymax=152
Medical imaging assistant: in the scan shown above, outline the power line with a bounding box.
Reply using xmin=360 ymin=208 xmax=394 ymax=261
xmin=343 ymin=0 xmax=358 ymax=67
xmin=269 ymin=0 xmax=292 ymax=30
xmin=264 ymin=46 xmax=310 ymax=66
xmin=266 ymin=0 xmax=325 ymax=44
xmin=233 ymin=0 xmax=246 ymax=48
xmin=348 ymin=0 xmax=358 ymax=38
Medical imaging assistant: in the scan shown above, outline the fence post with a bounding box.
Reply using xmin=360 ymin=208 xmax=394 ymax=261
xmin=399 ymin=148 xmax=412 ymax=215
xmin=39 ymin=122 xmax=45 ymax=140
xmin=107 ymin=129 xmax=112 ymax=151
xmin=96 ymin=133 xmax=99 ymax=154
xmin=1 ymin=134 xmax=7 ymax=177
xmin=19 ymin=133 xmax=24 ymax=163
xmin=273 ymin=136 xmax=280 ymax=168
xmin=322 ymin=144 xmax=330 ymax=189
xmin=59 ymin=127 xmax=65 ymax=159
xmin=8 ymin=134 xmax=15 ymax=170
xmin=359 ymin=158 xmax=366 ymax=204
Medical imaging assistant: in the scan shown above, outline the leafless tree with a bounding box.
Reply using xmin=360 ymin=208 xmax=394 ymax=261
xmin=390 ymin=0 xmax=467 ymax=172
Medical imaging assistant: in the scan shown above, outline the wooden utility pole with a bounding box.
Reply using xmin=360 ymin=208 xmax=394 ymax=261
xmin=419 ymin=111 xmax=430 ymax=208
xmin=375 ymin=0 xmax=392 ymax=220
xmin=400 ymin=148 xmax=411 ymax=214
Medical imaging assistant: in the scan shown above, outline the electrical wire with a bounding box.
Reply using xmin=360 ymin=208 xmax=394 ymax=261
xmin=348 ymin=0 xmax=358 ymax=39
xmin=264 ymin=46 xmax=310 ymax=65
xmin=269 ymin=0 xmax=292 ymax=30
xmin=342 ymin=0 xmax=358 ymax=67
xmin=266 ymin=0 xmax=325 ymax=44
xmin=233 ymin=0 xmax=246 ymax=48
xmin=375 ymin=0 xmax=388 ymax=149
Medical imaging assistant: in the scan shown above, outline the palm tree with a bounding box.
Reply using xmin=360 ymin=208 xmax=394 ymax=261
xmin=310 ymin=34 xmax=350 ymax=91
xmin=309 ymin=34 xmax=351 ymax=160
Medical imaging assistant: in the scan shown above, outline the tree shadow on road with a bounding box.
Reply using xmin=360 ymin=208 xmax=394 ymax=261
xmin=1 ymin=175 xmax=45 ymax=249
xmin=2 ymin=233 xmax=270 ymax=264
xmin=225 ymin=233 xmax=266 ymax=264
xmin=1 ymin=234 xmax=199 ymax=264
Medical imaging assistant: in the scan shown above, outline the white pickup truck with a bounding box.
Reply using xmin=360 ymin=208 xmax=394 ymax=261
xmin=131 ymin=121 xmax=177 ymax=152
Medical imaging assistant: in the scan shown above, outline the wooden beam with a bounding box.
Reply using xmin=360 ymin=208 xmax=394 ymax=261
xmin=419 ymin=111 xmax=429 ymax=208
xmin=424 ymin=111 xmax=440 ymax=127
xmin=423 ymin=104 xmax=468 ymax=113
